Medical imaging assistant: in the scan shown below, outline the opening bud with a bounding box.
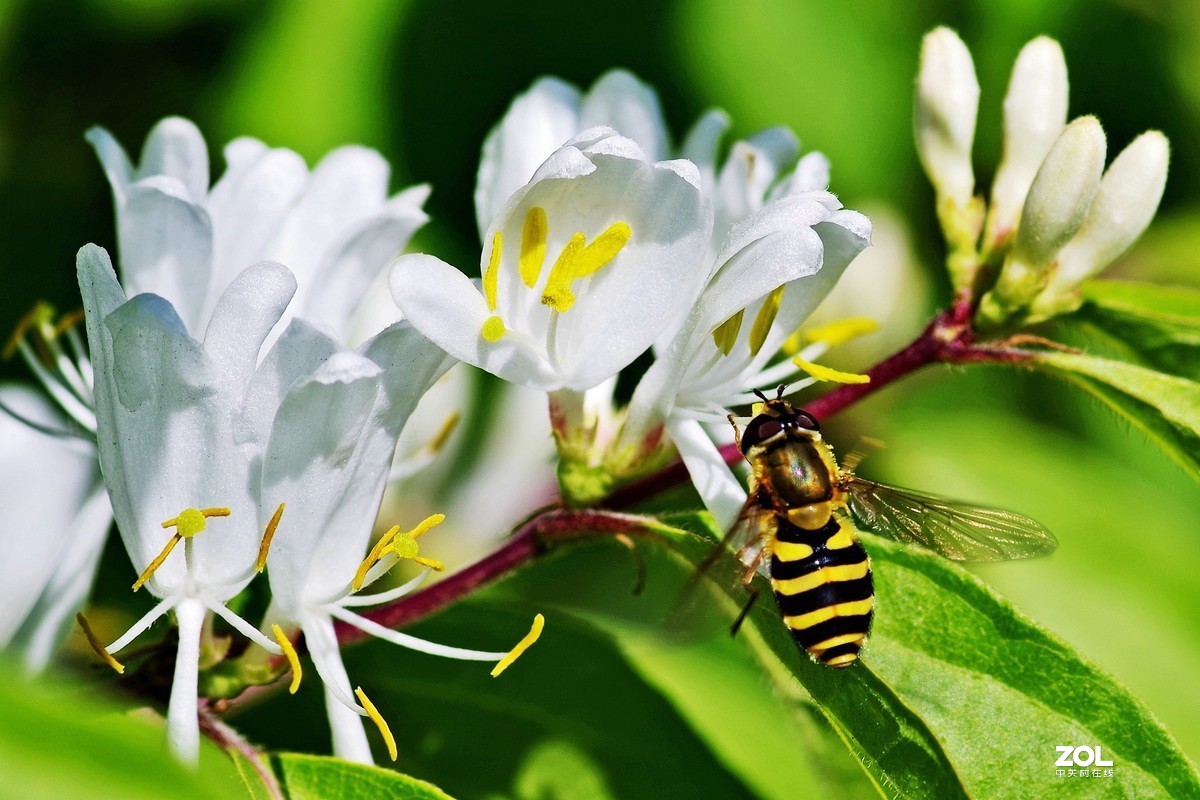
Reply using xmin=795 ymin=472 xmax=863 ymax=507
xmin=914 ymin=27 xmax=980 ymax=209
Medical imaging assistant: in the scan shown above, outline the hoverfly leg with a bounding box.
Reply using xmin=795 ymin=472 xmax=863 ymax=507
xmin=614 ymin=533 xmax=647 ymax=596
xmin=730 ymin=589 xmax=760 ymax=638
xmin=726 ymin=413 xmax=742 ymax=451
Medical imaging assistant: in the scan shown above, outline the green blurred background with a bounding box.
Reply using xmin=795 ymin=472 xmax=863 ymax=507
xmin=2 ymin=0 xmax=1198 ymax=791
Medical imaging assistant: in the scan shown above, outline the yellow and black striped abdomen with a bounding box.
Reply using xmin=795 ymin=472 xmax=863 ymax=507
xmin=769 ymin=514 xmax=873 ymax=668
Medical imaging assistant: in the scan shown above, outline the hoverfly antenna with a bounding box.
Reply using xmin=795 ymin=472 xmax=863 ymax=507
xmin=775 ymin=384 xmax=787 ymax=400
xmin=752 ymin=389 xmax=770 ymax=403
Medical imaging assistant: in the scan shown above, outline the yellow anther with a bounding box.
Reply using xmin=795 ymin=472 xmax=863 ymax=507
xmin=51 ymin=308 xmax=86 ymax=339
xmin=519 ymin=206 xmax=549 ymax=288
xmin=3 ymin=302 xmax=54 ymax=360
xmin=413 ymin=556 xmax=445 ymax=572
xmin=132 ymin=534 xmax=182 ymax=592
xmin=428 ymin=412 xmax=461 ymax=454
xmin=77 ymin=613 xmax=125 ymax=674
xmin=408 ymin=513 xmax=446 ymax=539
xmin=792 ymin=357 xmax=871 ymax=384
xmin=804 ymin=317 xmax=880 ymax=347
xmin=271 ymin=624 xmax=302 ymax=694
xmin=749 ymin=286 xmax=786 ymax=356
xmin=353 ymin=524 xmax=401 ymax=591
xmin=712 ymin=310 xmax=744 ymax=356
xmin=491 ymin=613 xmax=545 ymax=677
xmin=257 ymin=503 xmax=286 ymax=573
xmin=481 ymin=315 xmax=506 ymax=342
xmin=354 ymin=686 xmax=397 ymax=761
xmin=352 ymin=514 xmax=447 ymax=591
xmin=137 ymin=507 xmax=232 ymax=591
xmin=541 ymin=222 xmax=631 ymax=312
xmin=483 ymin=232 xmax=503 ymax=311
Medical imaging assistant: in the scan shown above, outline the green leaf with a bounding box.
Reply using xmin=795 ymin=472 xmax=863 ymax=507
xmin=1074 ymin=280 xmax=1200 ymax=381
xmin=1030 ymin=350 xmax=1200 ymax=481
xmin=624 ymin=514 xmax=1200 ymax=798
xmin=0 ymin=661 xmax=249 ymax=800
xmin=275 ymin=753 xmax=453 ymax=800
xmin=864 ymin=534 xmax=1200 ymax=799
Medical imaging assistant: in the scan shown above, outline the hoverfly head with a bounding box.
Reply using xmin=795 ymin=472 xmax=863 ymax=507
xmin=739 ymin=396 xmax=821 ymax=454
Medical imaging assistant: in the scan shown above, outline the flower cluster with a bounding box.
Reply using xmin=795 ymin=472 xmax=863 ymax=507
xmin=913 ymin=28 xmax=1169 ymax=326
xmin=392 ymin=71 xmax=872 ymax=525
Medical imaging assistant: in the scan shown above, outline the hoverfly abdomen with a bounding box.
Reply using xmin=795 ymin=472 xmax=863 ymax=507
xmin=769 ymin=516 xmax=874 ymax=669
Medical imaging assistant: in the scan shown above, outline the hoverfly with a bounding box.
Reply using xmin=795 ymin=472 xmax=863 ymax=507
xmin=720 ymin=388 xmax=1057 ymax=669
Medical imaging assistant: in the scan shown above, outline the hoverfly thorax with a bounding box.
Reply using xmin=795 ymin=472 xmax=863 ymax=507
xmin=741 ymin=398 xmax=840 ymax=531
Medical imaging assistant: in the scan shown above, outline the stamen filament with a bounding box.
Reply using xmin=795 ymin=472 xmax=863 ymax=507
xmin=257 ymin=503 xmax=286 ymax=572
xmin=491 ymin=614 xmax=545 ymax=677
xmin=354 ymin=687 xmax=397 ymax=761
xmin=133 ymin=533 xmax=182 ymax=591
xmin=272 ymin=624 xmax=303 ymax=694
xmin=338 ymin=569 xmax=431 ymax=607
xmin=106 ymin=595 xmax=178 ymax=653
xmin=76 ymin=613 xmax=124 ymax=673
xmin=203 ymin=599 xmax=282 ymax=654
xmin=328 ymin=606 xmax=512 ymax=662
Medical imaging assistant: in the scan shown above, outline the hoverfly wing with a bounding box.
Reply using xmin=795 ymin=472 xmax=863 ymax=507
xmin=844 ymin=477 xmax=1057 ymax=561
xmin=667 ymin=500 xmax=771 ymax=640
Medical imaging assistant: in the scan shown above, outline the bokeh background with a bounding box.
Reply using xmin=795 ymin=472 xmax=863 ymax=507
xmin=2 ymin=0 xmax=1198 ymax=794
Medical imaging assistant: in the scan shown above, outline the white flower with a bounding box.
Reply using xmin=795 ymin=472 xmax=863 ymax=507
xmin=0 ymin=385 xmax=110 ymax=673
xmin=254 ymin=322 xmax=539 ymax=764
xmin=88 ymin=116 xmax=429 ymax=342
xmin=390 ymin=128 xmax=710 ymax=393
xmin=615 ymin=165 xmax=871 ymax=526
xmin=77 ymin=244 xmax=302 ymax=765
xmin=474 ymin=70 xmax=671 ymax=239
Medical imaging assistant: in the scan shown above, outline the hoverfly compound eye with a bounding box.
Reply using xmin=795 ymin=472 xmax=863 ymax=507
xmin=741 ymin=416 xmax=786 ymax=453
xmin=794 ymin=410 xmax=820 ymax=431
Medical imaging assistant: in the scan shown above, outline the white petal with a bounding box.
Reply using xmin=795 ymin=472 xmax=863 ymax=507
xmin=390 ymin=254 xmax=560 ymax=390
xmin=205 ymin=146 xmax=308 ymax=309
xmin=238 ymin=320 xmax=343 ymax=446
xmin=202 ymin=261 xmax=298 ymax=387
xmin=475 ymin=77 xmax=583 ymax=238
xmin=681 ymin=108 xmax=731 ymax=196
xmin=776 ymin=151 xmax=832 ymax=198
xmin=115 ymin=182 xmax=214 ymax=334
xmin=359 ymin=320 xmax=455 ymax=432
xmin=262 ymin=350 xmax=389 ymax=611
xmin=10 ymin=484 xmax=110 ymax=673
xmin=291 ymin=198 xmax=429 ymax=342
xmin=580 ymin=69 xmax=670 ymax=161
xmin=135 ymin=117 xmax=210 ymax=202
xmin=85 ymin=126 xmax=134 ymax=202
xmin=0 ymin=387 xmax=104 ymax=649
xmin=670 ymin=416 xmax=746 ymax=530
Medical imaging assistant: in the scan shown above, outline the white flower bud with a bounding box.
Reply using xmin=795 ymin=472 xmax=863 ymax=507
xmin=985 ymin=37 xmax=1069 ymax=251
xmin=914 ymin=27 xmax=979 ymax=207
xmin=1045 ymin=131 xmax=1170 ymax=293
xmin=1011 ymin=116 xmax=1107 ymax=269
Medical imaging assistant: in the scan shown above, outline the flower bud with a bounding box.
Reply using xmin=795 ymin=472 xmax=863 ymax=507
xmin=987 ymin=116 xmax=1106 ymax=314
xmin=1046 ymin=131 xmax=1169 ymax=293
xmin=914 ymin=27 xmax=979 ymax=208
xmin=984 ymin=37 xmax=1069 ymax=252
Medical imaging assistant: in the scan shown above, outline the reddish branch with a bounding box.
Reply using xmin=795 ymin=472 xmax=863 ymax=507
xmin=327 ymin=299 xmax=1034 ymax=646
